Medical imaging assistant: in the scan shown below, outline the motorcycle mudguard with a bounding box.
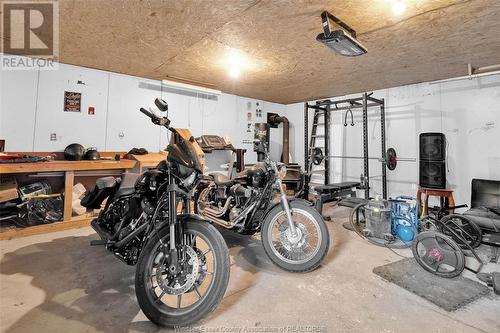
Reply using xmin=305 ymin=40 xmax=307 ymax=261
xmin=146 ymin=214 xmax=212 ymax=240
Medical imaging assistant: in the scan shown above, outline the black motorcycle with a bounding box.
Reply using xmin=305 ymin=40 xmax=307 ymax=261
xmin=81 ymin=98 xmax=230 ymax=327
xmin=195 ymin=140 xmax=329 ymax=272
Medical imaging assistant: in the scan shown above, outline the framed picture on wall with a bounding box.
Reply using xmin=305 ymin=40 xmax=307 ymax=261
xmin=64 ymin=91 xmax=82 ymax=112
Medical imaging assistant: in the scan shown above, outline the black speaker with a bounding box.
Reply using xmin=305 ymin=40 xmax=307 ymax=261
xmin=419 ymin=161 xmax=446 ymax=189
xmin=419 ymin=133 xmax=445 ymax=161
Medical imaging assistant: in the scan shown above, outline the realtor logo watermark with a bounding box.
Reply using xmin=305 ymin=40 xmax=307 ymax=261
xmin=1 ymin=0 xmax=59 ymax=69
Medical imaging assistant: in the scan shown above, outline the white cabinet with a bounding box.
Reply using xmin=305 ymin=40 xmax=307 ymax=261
xmin=0 ymin=60 xmax=38 ymax=151
xmin=106 ymin=74 xmax=162 ymax=151
xmin=34 ymin=64 xmax=109 ymax=151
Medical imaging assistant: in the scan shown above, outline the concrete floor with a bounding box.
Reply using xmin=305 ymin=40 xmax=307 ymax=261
xmin=1 ymin=205 xmax=499 ymax=333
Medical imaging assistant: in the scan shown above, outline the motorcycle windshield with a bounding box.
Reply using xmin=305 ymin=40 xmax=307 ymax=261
xmin=167 ymin=138 xmax=202 ymax=173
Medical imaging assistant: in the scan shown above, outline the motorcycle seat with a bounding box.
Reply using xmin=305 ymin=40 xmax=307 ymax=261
xmin=115 ymin=173 xmax=140 ymax=197
xmin=211 ymin=173 xmax=234 ymax=186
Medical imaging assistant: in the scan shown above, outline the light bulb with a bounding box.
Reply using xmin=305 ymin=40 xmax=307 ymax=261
xmin=229 ymin=66 xmax=241 ymax=78
xmin=392 ymin=0 xmax=406 ymax=16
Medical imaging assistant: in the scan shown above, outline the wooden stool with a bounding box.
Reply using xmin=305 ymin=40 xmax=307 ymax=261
xmin=417 ymin=187 xmax=455 ymax=217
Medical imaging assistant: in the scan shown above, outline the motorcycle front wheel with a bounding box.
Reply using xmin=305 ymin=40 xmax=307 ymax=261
xmin=135 ymin=221 xmax=230 ymax=327
xmin=261 ymin=200 xmax=330 ymax=272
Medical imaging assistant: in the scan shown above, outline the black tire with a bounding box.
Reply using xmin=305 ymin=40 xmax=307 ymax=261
xmin=412 ymin=231 xmax=465 ymax=278
xmin=135 ymin=221 xmax=230 ymax=327
xmin=261 ymin=200 xmax=330 ymax=272
xmin=438 ymin=214 xmax=482 ymax=249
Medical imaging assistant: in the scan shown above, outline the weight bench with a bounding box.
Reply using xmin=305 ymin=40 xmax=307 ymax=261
xmin=314 ymin=182 xmax=360 ymax=216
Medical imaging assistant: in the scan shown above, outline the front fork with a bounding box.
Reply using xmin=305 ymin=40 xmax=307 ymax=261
xmin=167 ymin=174 xmax=189 ymax=268
xmin=277 ymin=178 xmax=297 ymax=237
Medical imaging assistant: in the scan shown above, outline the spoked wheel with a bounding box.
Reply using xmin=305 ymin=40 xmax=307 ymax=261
xmin=261 ymin=200 xmax=329 ymax=272
xmin=412 ymin=231 xmax=465 ymax=278
xmin=135 ymin=221 xmax=230 ymax=327
xmin=438 ymin=214 xmax=482 ymax=249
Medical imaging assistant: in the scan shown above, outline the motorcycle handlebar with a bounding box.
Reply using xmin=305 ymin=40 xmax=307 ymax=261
xmin=140 ymin=107 xmax=171 ymax=129
xmin=139 ymin=107 xmax=155 ymax=119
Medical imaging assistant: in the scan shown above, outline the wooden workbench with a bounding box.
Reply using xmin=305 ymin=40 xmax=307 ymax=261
xmin=0 ymin=157 xmax=136 ymax=240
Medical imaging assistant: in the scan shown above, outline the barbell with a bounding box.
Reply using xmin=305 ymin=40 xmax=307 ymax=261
xmin=311 ymin=147 xmax=416 ymax=170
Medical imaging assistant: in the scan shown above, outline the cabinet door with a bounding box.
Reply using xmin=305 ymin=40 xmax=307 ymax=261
xmin=34 ymin=64 xmax=108 ymax=151
xmin=106 ymin=75 xmax=162 ymax=151
xmin=0 ymin=58 xmax=38 ymax=151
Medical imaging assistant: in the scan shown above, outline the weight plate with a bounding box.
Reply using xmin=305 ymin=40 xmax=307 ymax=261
xmin=386 ymin=148 xmax=397 ymax=170
xmin=312 ymin=148 xmax=324 ymax=165
xmin=412 ymin=231 xmax=465 ymax=278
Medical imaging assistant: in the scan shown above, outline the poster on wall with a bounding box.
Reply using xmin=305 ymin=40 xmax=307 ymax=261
xmin=63 ymin=91 xmax=81 ymax=112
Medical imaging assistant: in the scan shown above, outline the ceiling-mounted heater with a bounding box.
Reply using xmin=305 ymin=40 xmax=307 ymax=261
xmin=316 ymin=11 xmax=367 ymax=57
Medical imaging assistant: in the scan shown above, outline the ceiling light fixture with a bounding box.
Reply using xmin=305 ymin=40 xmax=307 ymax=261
xmin=229 ymin=66 xmax=241 ymax=78
xmin=225 ymin=48 xmax=248 ymax=79
xmin=392 ymin=0 xmax=406 ymax=16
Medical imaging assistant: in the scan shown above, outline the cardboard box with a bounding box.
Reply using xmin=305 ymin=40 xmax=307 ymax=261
xmin=0 ymin=177 xmax=18 ymax=203
xmin=72 ymin=183 xmax=87 ymax=215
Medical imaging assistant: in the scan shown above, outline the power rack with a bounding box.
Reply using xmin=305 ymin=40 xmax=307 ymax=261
xmin=303 ymin=92 xmax=387 ymax=200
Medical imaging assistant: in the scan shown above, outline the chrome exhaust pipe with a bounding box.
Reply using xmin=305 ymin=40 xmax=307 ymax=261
xmin=204 ymin=196 xmax=233 ymax=217
xmin=204 ymin=202 xmax=257 ymax=229
xmin=203 ymin=211 xmax=233 ymax=228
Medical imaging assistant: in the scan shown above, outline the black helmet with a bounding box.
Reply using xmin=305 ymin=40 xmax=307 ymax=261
xmin=64 ymin=143 xmax=85 ymax=161
xmin=84 ymin=147 xmax=100 ymax=160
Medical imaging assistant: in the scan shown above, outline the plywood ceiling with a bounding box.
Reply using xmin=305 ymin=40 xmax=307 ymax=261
xmin=43 ymin=0 xmax=500 ymax=103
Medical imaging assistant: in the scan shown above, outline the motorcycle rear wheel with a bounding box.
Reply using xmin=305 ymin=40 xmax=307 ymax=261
xmin=261 ymin=200 xmax=330 ymax=272
xmin=135 ymin=221 xmax=230 ymax=327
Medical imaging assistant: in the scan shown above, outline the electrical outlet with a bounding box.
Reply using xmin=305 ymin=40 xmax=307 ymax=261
xmin=50 ymin=133 xmax=57 ymax=141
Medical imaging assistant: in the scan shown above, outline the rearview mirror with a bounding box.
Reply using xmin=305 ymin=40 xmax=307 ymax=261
xmin=155 ymin=98 xmax=168 ymax=112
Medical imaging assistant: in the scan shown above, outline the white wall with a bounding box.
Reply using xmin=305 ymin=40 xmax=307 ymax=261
xmin=286 ymin=74 xmax=500 ymax=206
xmin=0 ymin=56 xmax=286 ymax=163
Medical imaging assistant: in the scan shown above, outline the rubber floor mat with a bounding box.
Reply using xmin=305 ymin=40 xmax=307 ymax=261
xmin=373 ymin=258 xmax=490 ymax=311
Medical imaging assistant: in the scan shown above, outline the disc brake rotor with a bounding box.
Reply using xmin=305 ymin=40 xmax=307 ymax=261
xmin=156 ymin=246 xmax=200 ymax=295
xmin=192 ymin=248 xmax=208 ymax=288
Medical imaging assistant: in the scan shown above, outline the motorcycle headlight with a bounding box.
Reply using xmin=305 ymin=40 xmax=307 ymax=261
xmin=277 ymin=165 xmax=287 ymax=179
xmin=182 ymin=171 xmax=197 ymax=188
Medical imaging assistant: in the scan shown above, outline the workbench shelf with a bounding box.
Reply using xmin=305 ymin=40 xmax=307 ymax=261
xmin=0 ymin=152 xmax=136 ymax=240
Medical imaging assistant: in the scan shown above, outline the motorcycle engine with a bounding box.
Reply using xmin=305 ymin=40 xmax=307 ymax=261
xmin=229 ymin=207 xmax=242 ymax=220
xmin=97 ymin=197 xmax=144 ymax=264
